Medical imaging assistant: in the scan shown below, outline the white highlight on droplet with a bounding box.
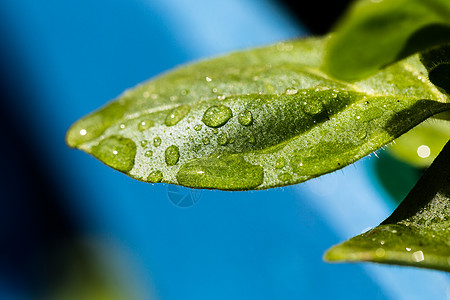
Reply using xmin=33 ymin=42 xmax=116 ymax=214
xmin=80 ymin=129 xmax=87 ymax=136
xmin=205 ymin=76 xmax=212 ymax=82
xmin=417 ymin=145 xmax=431 ymax=158
xmin=412 ymin=250 xmax=424 ymax=262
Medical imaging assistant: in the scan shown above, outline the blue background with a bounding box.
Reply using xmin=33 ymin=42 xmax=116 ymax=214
xmin=0 ymin=0 xmax=449 ymax=299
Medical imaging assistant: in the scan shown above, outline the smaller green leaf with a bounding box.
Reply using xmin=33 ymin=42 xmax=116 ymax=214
xmin=324 ymin=0 xmax=450 ymax=80
xmin=325 ymin=140 xmax=450 ymax=272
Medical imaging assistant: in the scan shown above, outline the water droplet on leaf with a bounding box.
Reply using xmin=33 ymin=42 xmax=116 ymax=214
xmin=164 ymin=105 xmax=190 ymax=126
xmin=147 ymin=170 xmax=163 ymax=183
xmin=285 ymin=87 xmax=298 ymax=95
xmin=91 ymin=136 xmax=136 ymax=173
xmin=238 ymin=110 xmax=253 ymax=126
xmin=165 ymin=145 xmax=180 ymax=166
xmin=217 ymin=132 xmax=228 ymax=145
xmin=138 ymin=119 xmax=154 ymax=131
xmin=153 ymin=137 xmax=161 ymax=147
xmin=202 ymin=105 xmax=233 ymax=128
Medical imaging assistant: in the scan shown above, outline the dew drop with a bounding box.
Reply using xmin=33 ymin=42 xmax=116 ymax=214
xmin=205 ymin=76 xmax=212 ymax=82
xmin=238 ymin=110 xmax=253 ymax=126
xmin=181 ymin=89 xmax=190 ymax=95
xmin=153 ymin=137 xmax=161 ymax=147
xmin=147 ymin=170 xmax=163 ymax=183
xmin=165 ymin=145 xmax=180 ymax=166
xmin=356 ymin=129 xmax=367 ymax=141
xmin=140 ymin=140 xmax=148 ymax=147
xmin=138 ymin=119 xmax=154 ymax=131
xmin=164 ymin=105 xmax=190 ymax=126
xmin=176 ymin=154 xmax=264 ymax=190
xmin=119 ymin=123 xmax=126 ymax=129
xmin=303 ymin=99 xmax=324 ymax=115
xmin=194 ymin=124 xmax=203 ymax=131
xmin=202 ymin=105 xmax=233 ymax=128
xmin=79 ymin=129 xmax=87 ymax=136
xmin=285 ymin=87 xmax=298 ymax=95
xmin=217 ymin=132 xmax=228 ymax=145
xmin=91 ymin=136 xmax=136 ymax=173
xmin=144 ymin=150 xmax=153 ymax=157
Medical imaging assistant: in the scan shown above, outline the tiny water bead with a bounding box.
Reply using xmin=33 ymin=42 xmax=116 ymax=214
xmin=140 ymin=140 xmax=148 ymax=147
xmin=138 ymin=119 xmax=154 ymax=131
xmin=164 ymin=105 xmax=190 ymax=126
xmin=91 ymin=136 xmax=136 ymax=173
xmin=202 ymin=105 xmax=233 ymax=128
xmin=165 ymin=145 xmax=180 ymax=166
xmin=176 ymin=154 xmax=264 ymax=190
xmin=303 ymin=98 xmax=324 ymax=115
xmin=144 ymin=150 xmax=153 ymax=157
xmin=217 ymin=132 xmax=228 ymax=145
xmin=285 ymin=87 xmax=298 ymax=95
xmin=147 ymin=170 xmax=163 ymax=183
xmin=194 ymin=124 xmax=202 ymax=131
xmin=238 ymin=110 xmax=253 ymax=126
xmin=153 ymin=136 xmax=162 ymax=147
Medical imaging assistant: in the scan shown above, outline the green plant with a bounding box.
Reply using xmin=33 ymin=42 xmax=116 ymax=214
xmin=66 ymin=0 xmax=450 ymax=272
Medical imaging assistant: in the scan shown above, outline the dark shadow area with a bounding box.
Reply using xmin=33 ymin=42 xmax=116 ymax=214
xmin=277 ymin=0 xmax=353 ymax=34
xmin=397 ymin=24 xmax=450 ymax=62
xmin=0 ymin=17 xmax=79 ymax=298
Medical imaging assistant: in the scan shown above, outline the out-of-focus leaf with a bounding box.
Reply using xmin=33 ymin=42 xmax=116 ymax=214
xmin=325 ymin=141 xmax=450 ymax=272
xmin=324 ymin=0 xmax=450 ymax=81
xmin=387 ymin=119 xmax=450 ymax=168
xmin=66 ymin=37 xmax=450 ymax=190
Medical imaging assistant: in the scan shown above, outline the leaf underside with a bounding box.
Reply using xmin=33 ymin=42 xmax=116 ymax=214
xmin=325 ymin=141 xmax=450 ymax=272
xmin=66 ymin=36 xmax=450 ymax=190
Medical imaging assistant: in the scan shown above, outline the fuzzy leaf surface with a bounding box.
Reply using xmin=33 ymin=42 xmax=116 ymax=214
xmin=66 ymin=37 xmax=450 ymax=190
xmin=325 ymin=141 xmax=450 ymax=272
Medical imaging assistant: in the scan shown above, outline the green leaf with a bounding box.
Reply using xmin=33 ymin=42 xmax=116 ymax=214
xmin=324 ymin=0 xmax=450 ymax=81
xmin=66 ymin=37 xmax=450 ymax=190
xmin=387 ymin=119 xmax=450 ymax=168
xmin=325 ymin=140 xmax=450 ymax=272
